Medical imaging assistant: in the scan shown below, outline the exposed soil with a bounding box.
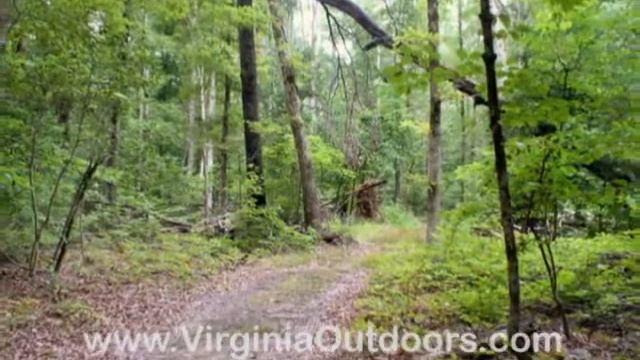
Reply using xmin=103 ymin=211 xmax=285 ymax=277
xmin=129 ymin=244 xmax=370 ymax=360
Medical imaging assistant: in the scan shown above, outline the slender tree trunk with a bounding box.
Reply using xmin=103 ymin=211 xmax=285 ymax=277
xmin=138 ymin=66 xmax=150 ymax=121
xmin=238 ymin=0 xmax=266 ymax=207
xmin=185 ymin=77 xmax=197 ymax=174
xmin=426 ymin=0 xmax=442 ymax=243
xmin=268 ymin=0 xmax=322 ymax=229
xmin=479 ymin=0 xmax=522 ymax=344
xmin=27 ymin=129 xmax=40 ymax=275
xmin=524 ymin=153 xmax=571 ymax=340
xmin=202 ymin=73 xmax=216 ymax=223
xmin=28 ymin=103 xmax=90 ymax=275
xmin=53 ymin=159 xmax=102 ymax=273
xmin=0 ymin=1 xmax=10 ymax=52
xmin=458 ymin=0 xmax=466 ymax=203
xmin=309 ymin=1 xmax=319 ymax=123
xmin=393 ymin=159 xmax=401 ymax=204
xmin=220 ymin=75 xmax=231 ymax=211
xmin=105 ymin=102 xmax=120 ymax=204
xmin=203 ymin=143 xmax=213 ymax=221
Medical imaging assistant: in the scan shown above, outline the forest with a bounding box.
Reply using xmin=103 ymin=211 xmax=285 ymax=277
xmin=0 ymin=0 xmax=638 ymax=359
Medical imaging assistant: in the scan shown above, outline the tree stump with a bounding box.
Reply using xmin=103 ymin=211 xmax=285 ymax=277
xmin=354 ymin=180 xmax=386 ymax=219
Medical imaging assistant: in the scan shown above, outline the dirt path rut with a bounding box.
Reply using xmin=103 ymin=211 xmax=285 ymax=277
xmin=126 ymin=244 xmax=371 ymax=360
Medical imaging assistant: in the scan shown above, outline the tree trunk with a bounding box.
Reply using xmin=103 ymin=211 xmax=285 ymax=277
xmin=203 ymin=142 xmax=213 ymax=222
xmin=426 ymin=0 xmax=442 ymax=243
xmin=219 ymin=75 xmax=231 ymax=211
xmin=393 ymin=159 xmax=401 ymax=204
xmin=53 ymin=159 xmax=102 ymax=273
xmin=238 ymin=0 xmax=266 ymax=207
xmin=202 ymin=72 xmax=216 ymax=223
xmin=0 ymin=1 xmax=10 ymax=51
xmin=458 ymin=0 xmax=466 ymax=203
xmin=105 ymin=102 xmax=120 ymax=204
xmin=268 ymin=0 xmax=322 ymax=229
xmin=479 ymin=0 xmax=522 ymax=344
xmin=185 ymin=86 xmax=197 ymax=174
xmin=139 ymin=66 xmax=150 ymax=121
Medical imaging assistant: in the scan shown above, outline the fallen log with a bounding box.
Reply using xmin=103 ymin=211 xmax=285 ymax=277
xmin=85 ymin=200 xmax=195 ymax=233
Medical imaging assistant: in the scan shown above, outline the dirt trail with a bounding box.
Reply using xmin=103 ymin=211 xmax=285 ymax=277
xmin=124 ymin=243 xmax=373 ymax=360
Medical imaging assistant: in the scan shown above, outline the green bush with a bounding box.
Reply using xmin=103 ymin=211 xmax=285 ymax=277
xmin=83 ymin=232 xmax=244 ymax=283
xmin=357 ymin=229 xmax=639 ymax=333
xmin=381 ymin=204 xmax=420 ymax=228
xmin=233 ymin=206 xmax=316 ymax=254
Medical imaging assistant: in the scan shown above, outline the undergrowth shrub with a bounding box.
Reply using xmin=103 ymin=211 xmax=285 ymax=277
xmin=233 ymin=206 xmax=316 ymax=254
xmin=382 ymin=204 xmax=420 ymax=228
xmin=356 ymin=229 xmax=638 ymax=334
xmin=84 ymin=233 xmax=243 ymax=282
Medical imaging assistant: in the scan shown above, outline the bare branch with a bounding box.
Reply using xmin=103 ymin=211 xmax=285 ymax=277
xmin=317 ymin=0 xmax=394 ymax=49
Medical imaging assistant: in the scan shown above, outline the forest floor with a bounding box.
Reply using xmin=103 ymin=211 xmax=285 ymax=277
xmin=1 ymin=225 xmax=388 ymax=360
xmin=3 ymin=225 xmax=637 ymax=359
xmin=133 ymin=241 xmax=373 ymax=360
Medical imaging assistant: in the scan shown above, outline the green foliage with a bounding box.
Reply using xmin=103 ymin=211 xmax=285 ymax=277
xmin=357 ymin=229 xmax=638 ymax=332
xmin=84 ymin=232 xmax=243 ymax=282
xmin=381 ymin=204 xmax=420 ymax=228
xmin=452 ymin=0 xmax=639 ymax=234
xmin=233 ymin=206 xmax=316 ymax=254
xmin=1 ymin=297 xmax=41 ymax=332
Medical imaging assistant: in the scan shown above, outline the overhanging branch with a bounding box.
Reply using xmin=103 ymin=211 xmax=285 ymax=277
xmin=318 ymin=0 xmax=394 ymax=49
xmin=316 ymin=0 xmax=487 ymax=105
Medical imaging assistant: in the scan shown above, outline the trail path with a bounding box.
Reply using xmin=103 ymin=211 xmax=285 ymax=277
xmin=124 ymin=242 xmax=373 ymax=360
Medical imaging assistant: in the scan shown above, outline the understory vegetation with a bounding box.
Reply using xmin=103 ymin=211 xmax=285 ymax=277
xmin=1 ymin=0 xmax=638 ymax=359
xmin=351 ymin=218 xmax=639 ymax=358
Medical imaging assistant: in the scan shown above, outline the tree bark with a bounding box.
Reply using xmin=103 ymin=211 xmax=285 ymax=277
xmin=202 ymin=72 xmax=215 ymax=223
xmin=0 ymin=1 xmax=10 ymax=52
xmin=479 ymin=0 xmax=522 ymax=344
xmin=393 ymin=159 xmax=401 ymax=204
xmin=238 ymin=0 xmax=266 ymax=207
xmin=105 ymin=102 xmax=120 ymax=204
xmin=219 ymin=75 xmax=231 ymax=211
xmin=185 ymin=71 xmax=197 ymax=174
xmin=426 ymin=0 xmax=442 ymax=243
xmin=458 ymin=0 xmax=466 ymax=203
xmin=268 ymin=0 xmax=323 ymax=229
xmin=53 ymin=159 xmax=102 ymax=273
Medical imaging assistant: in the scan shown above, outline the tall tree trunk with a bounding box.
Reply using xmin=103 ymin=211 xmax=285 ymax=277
xmin=309 ymin=1 xmax=319 ymax=124
xmin=0 ymin=0 xmax=10 ymax=52
xmin=219 ymin=75 xmax=231 ymax=211
xmin=238 ymin=0 xmax=266 ymax=207
xmin=426 ymin=0 xmax=442 ymax=243
xmin=203 ymin=142 xmax=213 ymax=221
xmin=185 ymin=94 xmax=197 ymax=174
xmin=53 ymin=159 xmax=102 ymax=273
xmin=268 ymin=0 xmax=322 ymax=229
xmin=138 ymin=66 xmax=150 ymax=121
xmin=458 ymin=0 xmax=466 ymax=202
xmin=105 ymin=102 xmax=120 ymax=204
xmin=393 ymin=159 xmax=401 ymax=204
xmin=28 ymin=103 xmax=90 ymax=275
xmin=202 ymin=72 xmax=216 ymax=223
xmin=479 ymin=0 xmax=522 ymax=344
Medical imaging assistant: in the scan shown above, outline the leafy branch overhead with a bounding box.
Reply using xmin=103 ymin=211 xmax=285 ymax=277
xmin=316 ymin=0 xmax=488 ymax=105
